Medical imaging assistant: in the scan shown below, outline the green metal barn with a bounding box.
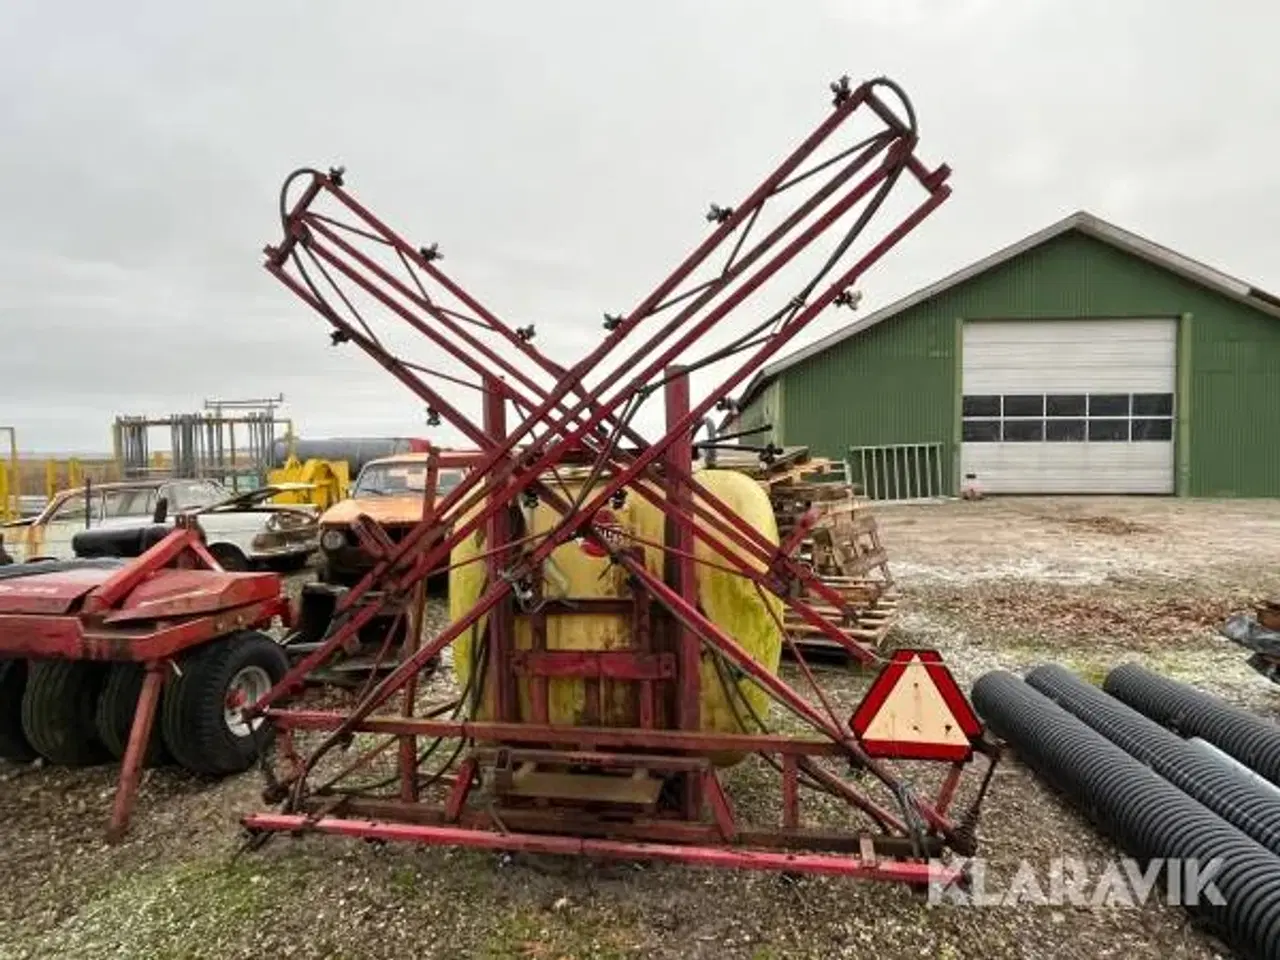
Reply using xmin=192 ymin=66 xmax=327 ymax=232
xmin=732 ymin=212 xmax=1280 ymax=498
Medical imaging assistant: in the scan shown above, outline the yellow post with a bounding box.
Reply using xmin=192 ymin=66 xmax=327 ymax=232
xmin=0 ymin=427 xmax=17 ymax=520
xmin=45 ymin=460 xmax=57 ymax=501
xmin=68 ymin=458 xmax=84 ymax=489
xmin=0 ymin=461 xmax=9 ymax=522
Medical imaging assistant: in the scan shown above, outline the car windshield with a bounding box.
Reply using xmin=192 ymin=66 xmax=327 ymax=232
xmin=102 ymin=487 xmax=158 ymax=519
xmin=163 ymin=480 xmax=227 ymax=511
xmin=353 ymin=464 xmax=465 ymax=497
xmin=95 ymin=481 xmax=227 ymax=519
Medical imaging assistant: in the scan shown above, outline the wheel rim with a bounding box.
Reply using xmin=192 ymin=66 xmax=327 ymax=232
xmin=224 ymin=665 xmax=272 ymax=738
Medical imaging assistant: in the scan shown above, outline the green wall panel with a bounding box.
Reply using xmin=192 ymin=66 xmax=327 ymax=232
xmin=780 ymin=309 xmax=957 ymax=491
xmin=735 ymin=379 xmax=781 ymax=447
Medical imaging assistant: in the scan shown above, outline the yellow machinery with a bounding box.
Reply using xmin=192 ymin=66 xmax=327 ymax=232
xmin=267 ymin=456 xmax=350 ymax=511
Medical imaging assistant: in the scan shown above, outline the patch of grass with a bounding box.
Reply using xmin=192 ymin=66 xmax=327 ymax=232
xmin=435 ymin=847 xmax=501 ymax=897
xmin=965 ymin=641 xmax=1106 ymax=673
xmin=388 ymin=863 xmax=420 ymax=895
xmin=481 ymin=905 xmax=640 ymax=960
xmin=1076 ymin=662 xmax=1109 ymax=687
xmin=1009 ymin=648 xmax=1115 ymax=683
xmin=31 ymin=856 xmax=284 ymax=959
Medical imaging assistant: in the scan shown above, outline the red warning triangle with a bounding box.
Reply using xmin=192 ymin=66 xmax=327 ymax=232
xmin=850 ymin=649 xmax=982 ymax=761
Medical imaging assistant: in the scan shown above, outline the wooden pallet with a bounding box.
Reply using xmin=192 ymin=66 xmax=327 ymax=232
xmin=806 ymin=503 xmax=892 ymax=586
xmin=781 ymin=579 xmax=899 ymax=660
xmin=760 ymin=458 xmax=842 ymax=488
xmin=707 ymin=446 xmax=829 ymax=481
xmin=778 ymin=487 xmax=896 ymax=659
xmin=714 ymin=448 xmax=898 ymax=661
xmin=773 ymin=489 xmax=891 ymax=582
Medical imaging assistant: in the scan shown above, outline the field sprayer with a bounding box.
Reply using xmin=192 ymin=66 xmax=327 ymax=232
xmin=241 ymin=75 xmax=998 ymax=887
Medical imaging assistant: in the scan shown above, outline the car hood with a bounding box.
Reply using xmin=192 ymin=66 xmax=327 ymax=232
xmin=197 ymin=484 xmax=316 ymax=515
xmin=320 ymin=496 xmax=428 ymax=527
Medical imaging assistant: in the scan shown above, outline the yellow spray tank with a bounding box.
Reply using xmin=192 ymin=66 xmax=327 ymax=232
xmin=449 ymin=468 xmax=782 ymax=758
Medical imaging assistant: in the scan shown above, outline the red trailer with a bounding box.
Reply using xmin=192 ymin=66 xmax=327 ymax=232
xmin=0 ymin=521 xmax=291 ymax=838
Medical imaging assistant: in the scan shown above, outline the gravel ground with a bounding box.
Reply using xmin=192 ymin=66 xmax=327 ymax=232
xmin=2 ymin=496 xmax=1278 ymax=959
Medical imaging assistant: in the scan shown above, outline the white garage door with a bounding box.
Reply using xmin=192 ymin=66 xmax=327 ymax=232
xmin=960 ymin=318 xmax=1176 ymax=494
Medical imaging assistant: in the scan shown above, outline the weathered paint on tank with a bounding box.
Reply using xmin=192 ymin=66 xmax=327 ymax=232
xmin=449 ymin=469 xmax=782 ymax=758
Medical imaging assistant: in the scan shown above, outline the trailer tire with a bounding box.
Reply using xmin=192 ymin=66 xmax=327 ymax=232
xmin=21 ymin=661 xmax=110 ymax=766
xmin=0 ymin=659 xmax=36 ymax=762
xmin=95 ymin=664 xmax=169 ymax=766
xmin=161 ymin=632 xmax=288 ymax=776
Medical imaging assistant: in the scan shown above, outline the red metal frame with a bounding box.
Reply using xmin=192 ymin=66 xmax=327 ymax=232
xmin=243 ymin=75 xmax=996 ymax=880
xmin=259 ymin=87 xmax=933 ymax=679
xmin=0 ymin=525 xmax=287 ymax=839
xmin=243 ymin=813 xmax=962 ymax=885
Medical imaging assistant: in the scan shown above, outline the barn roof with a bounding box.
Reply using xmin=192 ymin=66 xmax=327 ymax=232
xmin=736 ymin=211 xmax=1280 ymax=408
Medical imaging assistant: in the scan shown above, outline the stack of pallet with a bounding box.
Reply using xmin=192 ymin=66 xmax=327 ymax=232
xmin=712 ymin=446 xmax=898 ymax=660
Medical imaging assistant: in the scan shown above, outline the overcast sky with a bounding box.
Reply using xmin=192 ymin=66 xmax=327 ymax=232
xmin=2 ymin=1 xmax=1277 ymax=453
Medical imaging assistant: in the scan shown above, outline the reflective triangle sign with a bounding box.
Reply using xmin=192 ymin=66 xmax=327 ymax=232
xmin=850 ymin=649 xmax=982 ymax=761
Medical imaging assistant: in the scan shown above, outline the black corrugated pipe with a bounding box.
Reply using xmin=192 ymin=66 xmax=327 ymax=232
xmin=1026 ymin=663 xmax=1280 ymax=857
xmin=1105 ymin=662 xmax=1280 ymax=788
xmin=972 ymin=670 xmax=1280 ymax=960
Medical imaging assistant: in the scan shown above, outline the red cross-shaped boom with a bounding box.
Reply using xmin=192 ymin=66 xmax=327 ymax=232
xmin=242 ymin=76 xmax=993 ymax=881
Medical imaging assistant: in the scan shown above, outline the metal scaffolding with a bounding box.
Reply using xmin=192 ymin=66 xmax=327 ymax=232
xmin=112 ymin=397 xmax=285 ymax=490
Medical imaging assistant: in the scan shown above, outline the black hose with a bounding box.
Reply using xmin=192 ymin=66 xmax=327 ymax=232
xmin=867 ymin=77 xmax=918 ymax=137
xmin=1105 ymin=662 xmax=1280 ymax=788
xmin=972 ymin=670 xmax=1280 ymax=960
xmin=1026 ymin=663 xmax=1280 ymax=856
xmin=705 ymin=647 xmax=832 ymax=797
